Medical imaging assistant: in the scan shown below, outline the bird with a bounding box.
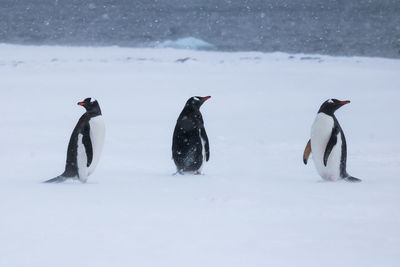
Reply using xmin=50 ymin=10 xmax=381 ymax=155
xmin=303 ymin=99 xmax=361 ymax=182
xmin=172 ymin=96 xmax=211 ymax=174
xmin=44 ymin=97 xmax=105 ymax=183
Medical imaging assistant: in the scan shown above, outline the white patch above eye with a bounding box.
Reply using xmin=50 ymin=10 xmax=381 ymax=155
xmin=193 ymin=97 xmax=200 ymax=101
xmin=90 ymin=98 xmax=96 ymax=103
xmin=327 ymin=99 xmax=334 ymax=103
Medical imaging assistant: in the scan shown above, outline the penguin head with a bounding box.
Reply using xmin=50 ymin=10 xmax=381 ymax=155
xmin=319 ymin=99 xmax=350 ymax=115
xmin=77 ymin=97 xmax=102 ymax=115
xmin=185 ymin=96 xmax=211 ymax=109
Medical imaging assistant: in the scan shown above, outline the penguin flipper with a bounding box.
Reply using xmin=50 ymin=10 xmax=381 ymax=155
xmin=345 ymin=176 xmax=362 ymax=183
xmin=303 ymin=139 xmax=312 ymax=164
xmin=323 ymin=126 xmax=339 ymax=166
xmin=43 ymin=176 xmax=68 ymax=183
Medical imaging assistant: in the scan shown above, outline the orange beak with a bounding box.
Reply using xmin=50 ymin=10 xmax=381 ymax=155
xmin=77 ymin=102 xmax=86 ymax=106
xmin=202 ymin=96 xmax=211 ymax=101
xmin=340 ymin=100 xmax=350 ymax=105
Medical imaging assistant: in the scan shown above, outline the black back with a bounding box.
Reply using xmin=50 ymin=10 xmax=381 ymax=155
xmin=172 ymin=96 xmax=210 ymax=172
xmin=334 ymin=116 xmax=348 ymax=178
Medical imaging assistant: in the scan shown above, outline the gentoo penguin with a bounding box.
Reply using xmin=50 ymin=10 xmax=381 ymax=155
xmin=172 ymin=96 xmax=211 ymax=174
xmin=303 ymin=99 xmax=361 ymax=182
xmin=45 ymin=97 xmax=105 ymax=183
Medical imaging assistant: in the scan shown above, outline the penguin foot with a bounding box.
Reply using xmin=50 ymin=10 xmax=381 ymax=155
xmin=173 ymin=170 xmax=203 ymax=175
xmin=344 ymin=176 xmax=362 ymax=183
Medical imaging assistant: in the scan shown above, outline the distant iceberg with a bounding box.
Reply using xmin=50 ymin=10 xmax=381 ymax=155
xmin=153 ymin=37 xmax=215 ymax=50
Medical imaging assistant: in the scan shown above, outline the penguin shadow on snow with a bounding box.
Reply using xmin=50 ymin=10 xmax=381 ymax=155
xmin=303 ymin=99 xmax=361 ymax=183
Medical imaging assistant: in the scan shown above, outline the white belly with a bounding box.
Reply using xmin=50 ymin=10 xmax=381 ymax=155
xmin=77 ymin=133 xmax=88 ymax=182
xmin=87 ymin=115 xmax=105 ymax=176
xmin=310 ymin=113 xmax=342 ymax=181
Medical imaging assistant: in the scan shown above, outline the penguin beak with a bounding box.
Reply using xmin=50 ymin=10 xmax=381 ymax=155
xmin=340 ymin=100 xmax=350 ymax=105
xmin=77 ymin=102 xmax=86 ymax=106
xmin=202 ymin=96 xmax=211 ymax=102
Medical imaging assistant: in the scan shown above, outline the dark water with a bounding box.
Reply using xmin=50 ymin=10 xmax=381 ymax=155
xmin=1 ymin=0 xmax=399 ymax=58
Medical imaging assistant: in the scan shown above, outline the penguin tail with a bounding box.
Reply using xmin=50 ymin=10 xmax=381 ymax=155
xmin=344 ymin=176 xmax=362 ymax=183
xmin=43 ymin=176 xmax=68 ymax=183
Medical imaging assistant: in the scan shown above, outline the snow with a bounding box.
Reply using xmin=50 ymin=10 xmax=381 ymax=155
xmin=0 ymin=44 xmax=399 ymax=267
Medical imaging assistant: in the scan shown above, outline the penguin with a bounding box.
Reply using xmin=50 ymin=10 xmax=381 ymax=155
xmin=303 ymin=99 xmax=361 ymax=182
xmin=172 ymin=96 xmax=211 ymax=174
xmin=45 ymin=97 xmax=105 ymax=183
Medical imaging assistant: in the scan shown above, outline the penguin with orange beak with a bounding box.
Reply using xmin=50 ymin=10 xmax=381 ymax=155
xmin=303 ymin=99 xmax=361 ymax=182
xmin=172 ymin=96 xmax=211 ymax=174
xmin=45 ymin=97 xmax=105 ymax=183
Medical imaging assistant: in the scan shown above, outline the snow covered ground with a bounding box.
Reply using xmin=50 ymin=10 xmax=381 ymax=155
xmin=0 ymin=44 xmax=399 ymax=267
